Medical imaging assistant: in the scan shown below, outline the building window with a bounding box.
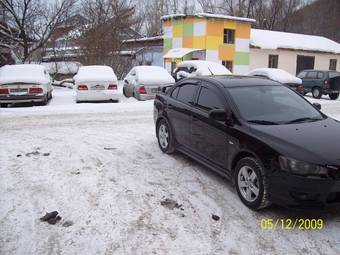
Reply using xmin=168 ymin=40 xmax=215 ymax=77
xmin=268 ymin=55 xmax=279 ymax=68
xmin=222 ymin=60 xmax=233 ymax=72
xmin=223 ymin=29 xmax=235 ymax=44
xmin=330 ymin=59 xmax=337 ymax=70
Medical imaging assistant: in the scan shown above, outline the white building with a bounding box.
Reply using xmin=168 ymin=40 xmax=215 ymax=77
xmin=250 ymin=29 xmax=340 ymax=75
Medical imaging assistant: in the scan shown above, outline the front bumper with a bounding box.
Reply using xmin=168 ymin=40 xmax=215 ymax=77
xmin=269 ymin=171 xmax=340 ymax=207
xmin=0 ymin=94 xmax=46 ymax=103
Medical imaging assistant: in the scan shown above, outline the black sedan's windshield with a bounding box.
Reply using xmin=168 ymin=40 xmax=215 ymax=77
xmin=227 ymin=85 xmax=324 ymax=124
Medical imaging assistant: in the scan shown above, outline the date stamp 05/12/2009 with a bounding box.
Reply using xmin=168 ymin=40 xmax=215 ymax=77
xmin=260 ymin=218 xmax=324 ymax=231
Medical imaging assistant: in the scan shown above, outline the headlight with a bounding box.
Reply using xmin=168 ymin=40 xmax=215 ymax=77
xmin=279 ymin=156 xmax=328 ymax=176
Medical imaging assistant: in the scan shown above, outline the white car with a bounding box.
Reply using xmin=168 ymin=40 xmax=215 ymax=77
xmin=123 ymin=66 xmax=175 ymax=101
xmin=173 ymin=60 xmax=232 ymax=81
xmin=0 ymin=64 xmax=53 ymax=107
xmin=74 ymin=65 xmax=118 ymax=103
xmin=247 ymin=68 xmax=304 ymax=94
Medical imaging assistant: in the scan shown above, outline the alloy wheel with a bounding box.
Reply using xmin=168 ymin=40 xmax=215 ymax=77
xmin=237 ymin=166 xmax=260 ymax=202
xmin=158 ymin=123 xmax=169 ymax=149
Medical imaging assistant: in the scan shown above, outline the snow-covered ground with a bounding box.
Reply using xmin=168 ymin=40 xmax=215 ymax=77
xmin=1 ymin=85 xmax=340 ymax=255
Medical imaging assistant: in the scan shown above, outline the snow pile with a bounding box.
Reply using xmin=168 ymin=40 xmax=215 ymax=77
xmin=74 ymin=65 xmax=117 ymax=83
xmin=251 ymin=29 xmax=340 ymax=54
xmin=0 ymin=64 xmax=50 ymax=84
xmin=178 ymin=60 xmax=232 ymax=76
xmin=134 ymin=66 xmax=175 ymax=84
xmin=41 ymin=62 xmax=81 ymax=75
xmin=248 ymin=68 xmax=302 ymax=84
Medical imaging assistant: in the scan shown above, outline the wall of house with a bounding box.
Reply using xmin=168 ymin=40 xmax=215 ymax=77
xmin=163 ymin=17 xmax=252 ymax=74
xmin=250 ymin=48 xmax=340 ymax=74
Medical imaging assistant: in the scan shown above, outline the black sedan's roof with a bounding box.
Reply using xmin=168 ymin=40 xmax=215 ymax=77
xmin=201 ymin=75 xmax=282 ymax=88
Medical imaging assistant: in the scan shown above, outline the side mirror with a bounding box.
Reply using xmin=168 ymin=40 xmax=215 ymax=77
xmin=313 ymin=102 xmax=321 ymax=110
xmin=209 ymin=109 xmax=233 ymax=125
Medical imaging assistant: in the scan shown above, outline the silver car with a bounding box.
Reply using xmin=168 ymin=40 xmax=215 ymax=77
xmin=123 ymin=66 xmax=175 ymax=101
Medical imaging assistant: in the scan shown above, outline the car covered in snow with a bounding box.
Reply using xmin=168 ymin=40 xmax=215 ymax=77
xmin=172 ymin=60 xmax=232 ymax=81
xmin=248 ymin=68 xmax=304 ymax=94
xmin=123 ymin=66 xmax=175 ymax=101
xmin=74 ymin=65 xmax=118 ymax=103
xmin=297 ymin=70 xmax=340 ymax=100
xmin=0 ymin=64 xmax=53 ymax=107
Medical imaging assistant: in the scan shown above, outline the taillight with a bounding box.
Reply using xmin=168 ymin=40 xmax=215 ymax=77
xmin=29 ymin=87 xmax=43 ymax=94
xmin=139 ymin=85 xmax=146 ymax=94
xmin=0 ymin=88 xmax=9 ymax=94
xmin=108 ymin=84 xmax=117 ymax=90
xmin=323 ymin=80 xmax=329 ymax=89
xmin=77 ymin=85 xmax=88 ymax=90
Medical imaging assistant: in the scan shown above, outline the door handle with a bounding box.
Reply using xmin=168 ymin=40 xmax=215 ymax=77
xmin=192 ymin=115 xmax=199 ymax=121
xmin=168 ymin=104 xmax=173 ymax=109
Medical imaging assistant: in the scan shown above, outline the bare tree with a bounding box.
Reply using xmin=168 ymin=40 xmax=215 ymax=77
xmin=0 ymin=0 xmax=76 ymax=62
xmin=78 ymin=0 xmax=139 ymax=77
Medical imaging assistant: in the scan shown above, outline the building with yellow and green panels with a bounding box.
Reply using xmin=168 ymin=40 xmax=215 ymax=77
xmin=161 ymin=13 xmax=255 ymax=74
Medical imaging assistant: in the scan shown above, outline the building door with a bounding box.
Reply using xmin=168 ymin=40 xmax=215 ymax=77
xmin=296 ymin=55 xmax=315 ymax=75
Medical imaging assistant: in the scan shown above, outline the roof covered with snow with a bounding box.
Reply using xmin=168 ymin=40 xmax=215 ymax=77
xmin=247 ymin=68 xmax=302 ymax=84
xmin=251 ymin=29 xmax=340 ymax=54
xmin=74 ymin=65 xmax=117 ymax=83
xmin=0 ymin=64 xmax=50 ymax=84
xmin=163 ymin=48 xmax=203 ymax=59
xmin=178 ymin=60 xmax=232 ymax=76
xmin=161 ymin=13 xmax=256 ymax=23
xmin=133 ymin=66 xmax=175 ymax=84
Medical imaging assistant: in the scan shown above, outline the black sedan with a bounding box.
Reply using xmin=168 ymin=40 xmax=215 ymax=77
xmin=154 ymin=75 xmax=340 ymax=210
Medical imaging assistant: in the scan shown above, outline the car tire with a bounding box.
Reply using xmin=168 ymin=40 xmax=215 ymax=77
xmin=123 ymin=87 xmax=128 ymax=98
xmin=329 ymin=93 xmax=339 ymax=100
xmin=41 ymin=95 xmax=48 ymax=105
xmin=0 ymin=103 xmax=8 ymax=108
xmin=157 ymin=119 xmax=175 ymax=154
xmin=234 ymin=157 xmax=271 ymax=210
xmin=312 ymin=87 xmax=322 ymax=99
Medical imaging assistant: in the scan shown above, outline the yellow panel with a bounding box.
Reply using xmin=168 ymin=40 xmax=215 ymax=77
xmin=206 ymin=36 xmax=223 ymax=50
xmin=224 ymin=20 xmax=236 ymax=29
xmin=236 ymin=22 xmax=251 ymax=39
xmin=219 ymin=45 xmax=235 ymax=60
xmin=193 ymin=36 xmax=206 ymax=49
xmin=206 ymin=20 xmax=224 ymax=36
xmin=183 ymin=37 xmax=194 ymax=48
xmin=173 ymin=24 xmax=183 ymax=37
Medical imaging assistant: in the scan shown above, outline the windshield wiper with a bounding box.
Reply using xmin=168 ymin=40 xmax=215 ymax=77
xmin=286 ymin=117 xmax=322 ymax=124
xmin=248 ymin=120 xmax=279 ymax=125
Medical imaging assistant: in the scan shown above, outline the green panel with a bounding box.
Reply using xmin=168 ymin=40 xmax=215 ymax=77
xmin=235 ymin=52 xmax=249 ymax=65
xmin=183 ymin=24 xmax=193 ymax=36
xmin=164 ymin=38 xmax=172 ymax=50
xmin=182 ymin=53 xmax=192 ymax=60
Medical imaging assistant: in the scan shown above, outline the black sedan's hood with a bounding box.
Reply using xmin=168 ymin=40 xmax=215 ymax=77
xmin=249 ymin=117 xmax=340 ymax=165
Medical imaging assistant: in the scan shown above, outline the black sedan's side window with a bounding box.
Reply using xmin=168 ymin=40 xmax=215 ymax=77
xmin=176 ymin=84 xmax=197 ymax=104
xmin=197 ymin=87 xmax=224 ymax=111
xmin=171 ymin=86 xmax=180 ymax=98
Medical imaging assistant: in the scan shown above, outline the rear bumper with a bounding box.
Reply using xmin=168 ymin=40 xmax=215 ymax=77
xmin=138 ymin=94 xmax=156 ymax=101
xmin=76 ymin=91 xmax=119 ymax=101
xmin=269 ymin=171 xmax=340 ymax=207
xmin=0 ymin=94 xmax=46 ymax=103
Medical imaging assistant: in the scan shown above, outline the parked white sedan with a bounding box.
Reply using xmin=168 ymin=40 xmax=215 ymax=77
xmin=74 ymin=65 xmax=119 ymax=103
xmin=0 ymin=64 xmax=53 ymax=107
xmin=247 ymin=68 xmax=304 ymax=94
xmin=123 ymin=66 xmax=175 ymax=101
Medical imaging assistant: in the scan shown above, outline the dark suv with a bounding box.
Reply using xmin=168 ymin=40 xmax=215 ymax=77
xmin=154 ymin=76 xmax=340 ymax=210
xmin=297 ymin=70 xmax=340 ymax=100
